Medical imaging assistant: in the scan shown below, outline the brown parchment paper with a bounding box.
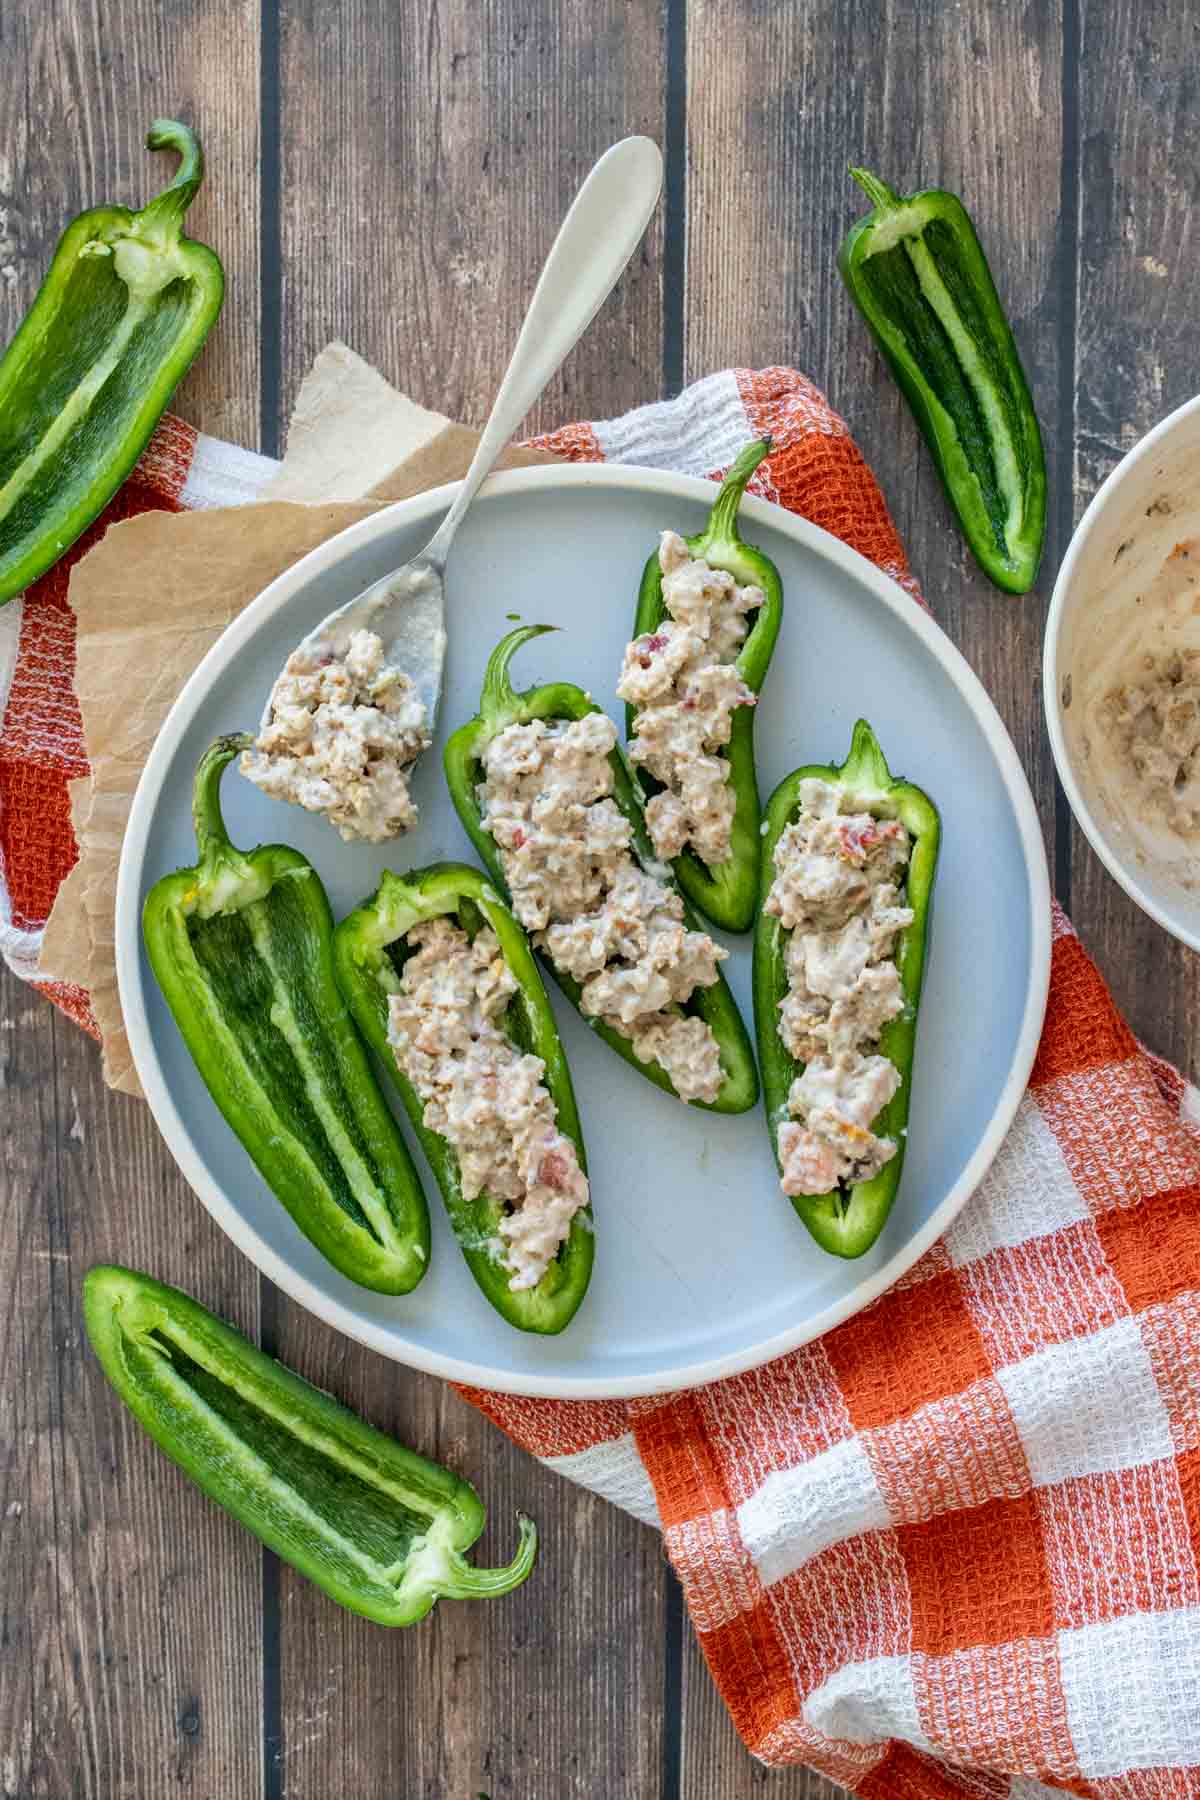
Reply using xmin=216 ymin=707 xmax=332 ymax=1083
xmin=38 ymin=343 xmax=560 ymax=1095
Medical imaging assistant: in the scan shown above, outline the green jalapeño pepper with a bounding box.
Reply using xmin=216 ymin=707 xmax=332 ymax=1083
xmin=0 ymin=121 xmax=225 ymax=606
xmin=84 ymin=1266 xmax=537 ymax=1624
xmin=839 ymin=168 xmax=1046 ymax=595
xmin=142 ymin=735 xmax=430 ymax=1295
xmin=444 ymin=626 xmax=759 ymax=1115
xmin=334 ymin=862 xmax=594 ymax=1335
xmin=627 ymin=438 xmax=784 ymax=933
xmin=753 ymin=721 xmax=940 ymax=1257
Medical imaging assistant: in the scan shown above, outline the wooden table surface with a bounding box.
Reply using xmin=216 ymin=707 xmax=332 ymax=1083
xmin=3 ymin=1 xmax=1198 ymax=1795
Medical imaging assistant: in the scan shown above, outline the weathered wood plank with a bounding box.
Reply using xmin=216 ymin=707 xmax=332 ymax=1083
xmin=266 ymin=1331 xmax=668 ymax=1798
xmin=686 ymin=0 xmax=1065 ymax=850
xmin=1 ymin=0 xmax=263 ymax=447
xmin=682 ymin=0 xmax=1066 ymax=1792
xmin=274 ymin=0 xmax=666 ymax=442
xmin=0 ymin=0 xmax=263 ymax=1790
xmin=271 ymin=2 xmax=670 ymax=1794
xmin=1069 ymin=0 xmax=1200 ymax=1074
xmin=0 ymin=974 xmax=264 ymax=1800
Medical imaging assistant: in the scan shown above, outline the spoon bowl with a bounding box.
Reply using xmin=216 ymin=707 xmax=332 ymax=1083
xmin=262 ymin=554 xmax=447 ymax=733
xmin=254 ymin=135 xmax=664 ymax=763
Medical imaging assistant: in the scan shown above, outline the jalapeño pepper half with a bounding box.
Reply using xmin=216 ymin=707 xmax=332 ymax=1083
xmin=0 ymin=122 xmax=225 ymax=606
xmin=627 ymin=439 xmax=783 ymax=932
xmin=839 ymin=168 xmax=1045 ymax=595
xmin=142 ymin=735 xmax=430 ymax=1294
xmin=334 ymin=862 xmax=594 ymax=1334
xmin=444 ymin=626 xmax=759 ymax=1114
xmin=85 ymin=1266 xmax=537 ymax=1624
xmin=753 ymin=721 xmax=939 ymax=1257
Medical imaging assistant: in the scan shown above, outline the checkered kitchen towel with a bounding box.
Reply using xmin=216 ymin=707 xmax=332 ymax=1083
xmin=5 ymin=369 xmax=1199 ymax=1796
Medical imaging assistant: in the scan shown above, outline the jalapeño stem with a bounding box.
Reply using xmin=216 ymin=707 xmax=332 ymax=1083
xmin=840 ymin=718 xmax=893 ymax=793
xmin=480 ymin=622 xmax=557 ymax=719
xmin=192 ymin=732 xmax=253 ymax=863
xmin=848 ymin=166 xmax=901 ymax=212
xmin=426 ymin=1514 xmax=540 ymax=1600
xmin=703 ymin=437 xmax=772 ymax=551
xmin=138 ymin=121 xmax=206 ymax=239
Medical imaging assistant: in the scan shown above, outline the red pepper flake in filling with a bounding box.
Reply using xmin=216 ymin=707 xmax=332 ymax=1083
xmin=537 ymin=1148 xmax=570 ymax=1190
xmin=636 ymin=632 xmax=669 ymax=668
xmin=836 ymin=817 xmax=904 ymax=865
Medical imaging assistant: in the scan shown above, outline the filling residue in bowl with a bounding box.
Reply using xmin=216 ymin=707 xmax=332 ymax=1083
xmin=1082 ymin=538 xmax=1200 ymax=880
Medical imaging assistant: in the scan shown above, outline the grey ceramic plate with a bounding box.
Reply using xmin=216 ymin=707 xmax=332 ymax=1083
xmin=116 ymin=465 xmax=1050 ymax=1397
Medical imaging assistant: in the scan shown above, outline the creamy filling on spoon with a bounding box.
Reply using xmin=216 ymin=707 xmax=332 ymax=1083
xmin=242 ymin=628 xmax=430 ymax=843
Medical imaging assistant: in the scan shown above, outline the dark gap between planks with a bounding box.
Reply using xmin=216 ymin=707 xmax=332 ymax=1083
xmin=661 ymin=0 xmax=688 ymax=398
xmin=259 ymin=0 xmax=286 ymax=1792
xmin=1053 ymin=0 xmax=1083 ymax=911
xmin=660 ymin=0 xmax=689 ymax=1793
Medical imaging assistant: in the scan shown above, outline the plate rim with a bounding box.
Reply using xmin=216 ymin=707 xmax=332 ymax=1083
xmin=116 ymin=461 xmax=1052 ymax=1398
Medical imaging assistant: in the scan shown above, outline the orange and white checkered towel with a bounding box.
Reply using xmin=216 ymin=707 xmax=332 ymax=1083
xmin=5 ymin=369 xmax=1199 ymax=1798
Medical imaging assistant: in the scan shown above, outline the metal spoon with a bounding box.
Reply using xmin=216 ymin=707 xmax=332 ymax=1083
xmin=259 ymin=136 xmax=664 ymax=754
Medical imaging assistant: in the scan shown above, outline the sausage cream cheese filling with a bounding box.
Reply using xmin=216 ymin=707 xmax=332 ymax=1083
xmin=616 ymin=531 xmax=759 ymax=865
xmin=386 ymin=917 xmax=589 ymax=1291
xmin=1098 ymin=645 xmax=1200 ymax=836
xmin=243 ymin=629 xmax=430 ymax=843
xmin=764 ymin=778 xmax=914 ymax=1196
xmin=478 ymin=711 xmax=728 ymax=1103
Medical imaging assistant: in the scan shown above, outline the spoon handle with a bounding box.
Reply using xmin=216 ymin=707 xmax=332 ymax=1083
xmin=424 ymin=135 xmax=664 ymax=566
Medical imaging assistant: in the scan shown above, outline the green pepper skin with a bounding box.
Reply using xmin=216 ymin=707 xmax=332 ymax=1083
xmin=753 ymin=721 xmax=940 ymax=1257
xmin=142 ymin=735 xmax=430 ymax=1295
xmin=0 ymin=122 xmax=225 ymax=607
xmin=334 ymin=862 xmax=594 ymax=1334
xmin=445 ymin=627 xmax=759 ymax=1115
xmin=84 ymin=1265 xmax=537 ymax=1624
xmin=839 ymin=168 xmax=1046 ymax=595
xmin=627 ymin=439 xmax=784 ymax=933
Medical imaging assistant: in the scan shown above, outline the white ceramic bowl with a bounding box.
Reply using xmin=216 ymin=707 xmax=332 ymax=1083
xmin=1045 ymin=394 xmax=1200 ymax=948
